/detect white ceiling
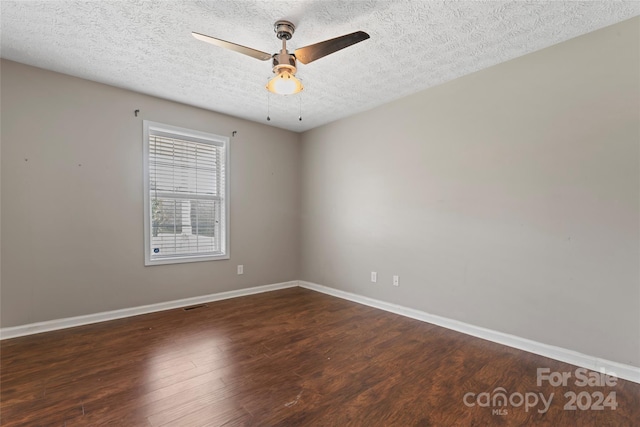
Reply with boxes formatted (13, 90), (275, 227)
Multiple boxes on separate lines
(2, 1), (639, 132)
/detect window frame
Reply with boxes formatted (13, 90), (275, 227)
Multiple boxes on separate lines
(143, 120), (230, 266)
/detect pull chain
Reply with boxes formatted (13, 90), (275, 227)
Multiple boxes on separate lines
(266, 89), (271, 121)
(298, 93), (303, 122)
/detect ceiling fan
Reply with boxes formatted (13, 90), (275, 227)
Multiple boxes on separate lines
(193, 20), (370, 95)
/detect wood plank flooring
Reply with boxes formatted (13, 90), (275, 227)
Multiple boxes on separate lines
(1, 287), (639, 426)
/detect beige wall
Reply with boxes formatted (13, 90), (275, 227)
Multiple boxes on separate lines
(300, 18), (640, 366)
(0, 60), (301, 327)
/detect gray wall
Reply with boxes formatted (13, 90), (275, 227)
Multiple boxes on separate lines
(1, 59), (301, 327)
(300, 18), (639, 367)
(2, 18), (639, 368)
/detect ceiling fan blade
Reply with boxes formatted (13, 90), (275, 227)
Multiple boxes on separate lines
(294, 31), (370, 65)
(192, 32), (272, 61)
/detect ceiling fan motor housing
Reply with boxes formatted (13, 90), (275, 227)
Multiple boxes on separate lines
(272, 52), (297, 75)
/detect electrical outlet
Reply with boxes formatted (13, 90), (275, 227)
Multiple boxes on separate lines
(371, 272), (377, 283)
(237, 265), (244, 275)
(393, 275), (399, 286)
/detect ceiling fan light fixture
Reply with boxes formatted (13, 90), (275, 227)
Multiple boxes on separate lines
(266, 68), (303, 95)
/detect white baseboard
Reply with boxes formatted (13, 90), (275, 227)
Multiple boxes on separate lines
(298, 281), (640, 385)
(0, 281), (298, 340)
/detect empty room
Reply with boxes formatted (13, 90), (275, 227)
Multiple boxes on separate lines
(1, 1), (639, 426)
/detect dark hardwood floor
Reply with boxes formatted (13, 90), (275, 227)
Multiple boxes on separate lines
(1, 287), (638, 426)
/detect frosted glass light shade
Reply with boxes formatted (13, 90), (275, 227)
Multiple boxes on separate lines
(266, 70), (303, 95)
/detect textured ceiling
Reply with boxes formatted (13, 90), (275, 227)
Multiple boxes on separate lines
(2, 1), (639, 132)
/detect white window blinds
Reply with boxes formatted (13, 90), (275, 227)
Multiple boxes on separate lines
(143, 121), (229, 265)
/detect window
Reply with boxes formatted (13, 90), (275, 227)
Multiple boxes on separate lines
(143, 121), (229, 265)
